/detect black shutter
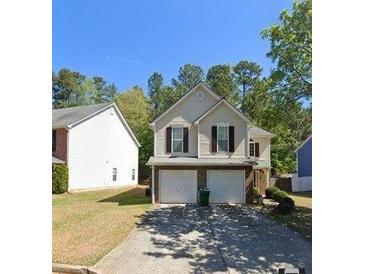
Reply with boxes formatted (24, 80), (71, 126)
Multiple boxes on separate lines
(229, 126), (234, 152)
(211, 126), (217, 152)
(52, 130), (56, 152)
(255, 142), (260, 157)
(183, 127), (189, 153)
(166, 127), (171, 153)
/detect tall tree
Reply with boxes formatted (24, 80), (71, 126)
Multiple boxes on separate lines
(53, 68), (118, 108)
(52, 69), (85, 108)
(147, 72), (164, 110)
(154, 86), (179, 118)
(114, 86), (153, 181)
(93, 76), (117, 103)
(206, 64), (239, 104)
(232, 60), (263, 111)
(261, 0), (312, 101)
(171, 64), (204, 95)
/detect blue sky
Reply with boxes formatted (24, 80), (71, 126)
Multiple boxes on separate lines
(53, 0), (292, 93)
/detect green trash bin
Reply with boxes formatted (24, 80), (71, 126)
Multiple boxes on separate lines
(199, 189), (210, 206)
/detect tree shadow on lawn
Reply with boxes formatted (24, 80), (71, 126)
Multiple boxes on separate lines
(136, 204), (312, 273)
(98, 187), (151, 206)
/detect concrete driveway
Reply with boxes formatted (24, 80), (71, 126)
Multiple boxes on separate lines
(94, 205), (311, 274)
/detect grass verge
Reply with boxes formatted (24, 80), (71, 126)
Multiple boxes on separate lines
(53, 186), (152, 266)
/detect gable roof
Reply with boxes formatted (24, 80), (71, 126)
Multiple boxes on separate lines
(295, 134), (312, 152)
(53, 102), (112, 128)
(249, 126), (275, 138)
(149, 81), (221, 126)
(193, 98), (253, 125)
(52, 102), (140, 147)
(150, 81), (254, 126)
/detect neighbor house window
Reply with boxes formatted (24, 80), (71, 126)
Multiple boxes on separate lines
(132, 169), (135, 180)
(172, 127), (183, 153)
(249, 139), (255, 157)
(217, 126), (228, 152)
(112, 168), (117, 181)
(52, 130), (57, 152)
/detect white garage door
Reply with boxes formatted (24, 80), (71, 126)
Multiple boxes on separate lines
(160, 170), (197, 203)
(207, 170), (245, 203)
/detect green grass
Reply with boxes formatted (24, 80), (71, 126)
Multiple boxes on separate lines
(256, 191), (312, 240)
(53, 186), (152, 266)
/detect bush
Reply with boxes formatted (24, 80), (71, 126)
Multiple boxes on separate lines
(52, 163), (68, 194)
(265, 186), (280, 199)
(272, 190), (288, 203)
(252, 187), (260, 200)
(278, 196), (295, 213)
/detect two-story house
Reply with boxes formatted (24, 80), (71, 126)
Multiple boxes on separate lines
(147, 82), (274, 204)
(52, 102), (140, 191)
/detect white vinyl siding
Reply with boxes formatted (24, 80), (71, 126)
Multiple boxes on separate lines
(67, 106), (139, 190)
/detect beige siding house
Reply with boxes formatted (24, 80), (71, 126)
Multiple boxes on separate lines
(147, 82), (274, 204)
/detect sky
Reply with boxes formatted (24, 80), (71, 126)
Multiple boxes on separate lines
(53, 0), (292, 93)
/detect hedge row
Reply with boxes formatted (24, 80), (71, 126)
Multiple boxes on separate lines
(265, 186), (296, 213)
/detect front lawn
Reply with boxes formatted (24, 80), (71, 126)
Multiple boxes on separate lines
(255, 191), (312, 240)
(53, 186), (152, 266)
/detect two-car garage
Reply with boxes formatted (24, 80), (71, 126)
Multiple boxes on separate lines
(158, 169), (246, 204)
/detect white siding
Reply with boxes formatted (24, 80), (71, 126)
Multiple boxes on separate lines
(251, 136), (271, 168)
(68, 106), (139, 190)
(154, 86), (219, 157)
(199, 103), (248, 158)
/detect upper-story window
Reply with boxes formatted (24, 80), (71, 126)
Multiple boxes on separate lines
(217, 126), (229, 152)
(249, 138), (255, 157)
(172, 127), (183, 153)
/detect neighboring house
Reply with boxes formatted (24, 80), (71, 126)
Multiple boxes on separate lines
(292, 135), (312, 192)
(147, 82), (274, 204)
(52, 102), (140, 191)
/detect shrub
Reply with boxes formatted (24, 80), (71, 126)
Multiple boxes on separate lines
(252, 187), (260, 200)
(278, 196), (295, 213)
(265, 186), (280, 199)
(272, 190), (288, 203)
(247, 187), (261, 204)
(52, 163), (68, 194)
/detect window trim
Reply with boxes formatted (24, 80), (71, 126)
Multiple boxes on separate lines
(112, 168), (117, 181)
(217, 125), (229, 152)
(171, 127), (184, 153)
(132, 169), (135, 180)
(249, 138), (255, 157)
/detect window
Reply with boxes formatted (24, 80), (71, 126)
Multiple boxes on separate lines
(52, 130), (57, 152)
(217, 126), (228, 152)
(132, 169), (135, 180)
(172, 127), (183, 153)
(249, 139), (255, 157)
(112, 168), (117, 181)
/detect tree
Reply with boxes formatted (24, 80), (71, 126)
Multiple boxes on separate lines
(52, 68), (85, 108)
(232, 60), (263, 111)
(155, 86), (179, 117)
(206, 64), (239, 104)
(53, 68), (118, 108)
(93, 76), (117, 103)
(261, 0), (312, 101)
(147, 72), (164, 110)
(114, 86), (153, 181)
(171, 64), (204, 95)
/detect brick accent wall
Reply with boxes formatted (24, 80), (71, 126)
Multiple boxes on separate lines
(53, 128), (68, 162)
(153, 165), (254, 204)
